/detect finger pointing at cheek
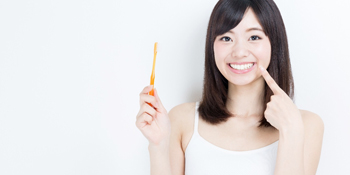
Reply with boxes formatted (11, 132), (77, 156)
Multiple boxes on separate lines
(259, 65), (283, 95)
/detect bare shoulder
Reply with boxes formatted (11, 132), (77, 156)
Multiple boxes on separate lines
(299, 109), (324, 146)
(299, 109), (325, 132)
(169, 102), (196, 117)
(168, 102), (197, 134)
(167, 102), (197, 174)
(298, 110), (324, 174)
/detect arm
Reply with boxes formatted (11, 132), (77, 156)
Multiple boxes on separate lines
(302, 110), (324, 175)
(274, 110), (324, 175)
(259, 66), (324, 175)
(274, 121), (305, 175)
(149, 139), (172, 175)
(148, 104), (187, 175)
(135, 86), (173, 175)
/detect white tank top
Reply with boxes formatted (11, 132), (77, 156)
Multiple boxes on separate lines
(185, 102), (279, 175)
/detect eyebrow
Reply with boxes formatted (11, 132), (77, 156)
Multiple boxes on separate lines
(227, 27), (264, 33)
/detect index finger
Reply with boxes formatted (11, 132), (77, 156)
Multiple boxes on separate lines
(259, 65), (282, 94)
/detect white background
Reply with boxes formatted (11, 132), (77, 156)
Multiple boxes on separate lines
(0, 0), (349, 174)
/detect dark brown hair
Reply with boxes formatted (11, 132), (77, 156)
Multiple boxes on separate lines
(198, 0), (294, 128)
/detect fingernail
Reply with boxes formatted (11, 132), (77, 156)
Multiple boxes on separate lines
(259, 66), (264, 71)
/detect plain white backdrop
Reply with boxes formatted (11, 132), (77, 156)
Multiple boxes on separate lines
(0, 0), (349, 174)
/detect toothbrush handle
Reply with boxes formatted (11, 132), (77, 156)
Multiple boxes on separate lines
(149, 74), (155, 96)
(148, 42), (157, 97)
(149, 89), (154, 96)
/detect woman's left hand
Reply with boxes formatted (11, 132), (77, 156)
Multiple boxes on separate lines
(259, 65), (303, 131)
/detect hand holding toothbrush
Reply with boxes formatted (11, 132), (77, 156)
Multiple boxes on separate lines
(135, 42), (171, 147)
(136, 86), (171, 147)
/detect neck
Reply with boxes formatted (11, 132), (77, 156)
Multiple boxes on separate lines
(226, 77), (265, 118)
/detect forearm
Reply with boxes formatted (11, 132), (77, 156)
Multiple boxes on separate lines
(148, 140), (172, 175)
(274, 124), (305, 175)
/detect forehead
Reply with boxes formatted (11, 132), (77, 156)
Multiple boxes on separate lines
(230, 8), (263, 32)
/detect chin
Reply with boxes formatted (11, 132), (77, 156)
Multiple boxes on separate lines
(228, 76), (259, 86)
(229, 79), (253, 86)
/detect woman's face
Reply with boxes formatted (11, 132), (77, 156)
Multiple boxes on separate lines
(213, 8), (271, 86)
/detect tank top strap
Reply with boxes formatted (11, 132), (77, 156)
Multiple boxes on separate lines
(193, 101), (200, 135)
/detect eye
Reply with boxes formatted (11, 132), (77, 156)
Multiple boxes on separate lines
(220, 36), (232, 42)
(249, 35), (261, 41)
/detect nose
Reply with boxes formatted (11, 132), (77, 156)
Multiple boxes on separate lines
(231, 40), (250, 59)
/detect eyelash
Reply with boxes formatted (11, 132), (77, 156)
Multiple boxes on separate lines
(220, 35), (262, 42)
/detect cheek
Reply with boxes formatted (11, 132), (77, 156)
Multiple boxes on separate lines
(213, 43), (227, 62)
(213, 43), (229, 74)
(252, 43), (271, 66)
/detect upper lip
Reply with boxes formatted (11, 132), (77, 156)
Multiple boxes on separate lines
(228, 62), (255, 65)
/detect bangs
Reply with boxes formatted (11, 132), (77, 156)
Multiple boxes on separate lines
(211, 0), (250, 37)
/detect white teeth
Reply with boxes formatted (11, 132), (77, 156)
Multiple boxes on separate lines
(229, 63), (254, 70)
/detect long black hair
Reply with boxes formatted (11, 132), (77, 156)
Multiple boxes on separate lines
(198, 0), (294, 128)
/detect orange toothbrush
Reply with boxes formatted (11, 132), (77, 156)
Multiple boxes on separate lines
(149, 42), (158, 96)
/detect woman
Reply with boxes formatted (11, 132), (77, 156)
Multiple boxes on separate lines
(136, 0), (324, 174)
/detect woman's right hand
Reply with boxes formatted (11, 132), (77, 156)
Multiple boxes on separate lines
(135, 85), (171, 147)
